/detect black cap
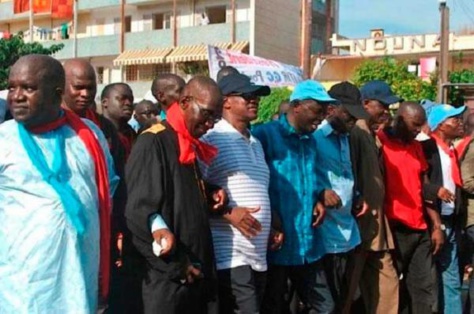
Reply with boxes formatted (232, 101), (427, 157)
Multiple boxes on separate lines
(360, 80), (403, 106)
(218, 73), (271, 97)
(328, 82), (369, 120)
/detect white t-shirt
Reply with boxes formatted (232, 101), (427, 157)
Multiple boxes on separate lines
(438, 145), (456, 216)
(200, 119), (271, 272)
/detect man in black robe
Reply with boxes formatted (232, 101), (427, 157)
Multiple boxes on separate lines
(125, 76), (224, 314)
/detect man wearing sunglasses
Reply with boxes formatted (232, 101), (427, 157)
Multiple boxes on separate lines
(199, 73), (276, 313)
(253, 80), (338, 314)
(125, 76), (225, 314)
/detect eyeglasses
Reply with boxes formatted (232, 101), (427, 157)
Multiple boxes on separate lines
(188, 97), (221, 123)
(228, 93), (260, 102)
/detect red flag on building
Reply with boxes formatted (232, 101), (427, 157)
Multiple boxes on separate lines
(13, 0), (29, 13)
(51, 0), (73, 19)
(14, 0), (51, 13)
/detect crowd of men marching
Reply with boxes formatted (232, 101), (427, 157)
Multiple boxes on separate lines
(1, 54), (474, 314)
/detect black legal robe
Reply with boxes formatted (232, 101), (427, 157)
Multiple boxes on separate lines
(124, 121), (217, 314)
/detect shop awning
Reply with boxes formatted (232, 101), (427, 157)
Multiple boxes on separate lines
(166, 42), (232, 63)
(229, 41), (249, 52)
(113, 47), (173, 66)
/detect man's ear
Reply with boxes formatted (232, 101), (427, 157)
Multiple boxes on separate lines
(101, 98), (108, 110)
(326, 105), (336, 117)
(222, 97), (232, 110)
(179, 95), (190, 110)
(363, 99), (370, 110)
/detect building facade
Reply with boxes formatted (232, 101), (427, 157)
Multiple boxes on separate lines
(0, 0), (338, 98)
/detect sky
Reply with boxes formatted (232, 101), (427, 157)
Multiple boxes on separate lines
(338, 0), (474, 38)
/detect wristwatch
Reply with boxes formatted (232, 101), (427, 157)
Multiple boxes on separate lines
(433, 224), (446, 231)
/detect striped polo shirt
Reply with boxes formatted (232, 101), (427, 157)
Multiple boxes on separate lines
(200, 119), (271, 272)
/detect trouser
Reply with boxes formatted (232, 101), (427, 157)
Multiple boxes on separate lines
(261, 260), (334, 314)
(464, 225), (474, 314)
(322, 251), (353, 313)
(142, 267), (218, 314)
(392, 224), (434, 314)
(343, 249), (399, 314)
(436, 216), (462, 314)
(217, 265), (267, 314)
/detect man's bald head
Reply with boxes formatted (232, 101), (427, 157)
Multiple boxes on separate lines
(7, 54), (64, 127)
(151, 74), (185, 110)
(179, 76), (223, 138)
(62, 59), (97, 115)
(394, 101), (426, 142)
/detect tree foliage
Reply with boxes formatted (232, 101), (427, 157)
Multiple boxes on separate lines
(0, 33), (64, 90)
(352, 57), (437, 102)
(449, 69), (474, 106)
(256, 87), (292, 123)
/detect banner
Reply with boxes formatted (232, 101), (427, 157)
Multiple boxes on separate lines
(51, 0), (73, 19)
(419, 57), (437, 81)
(207, 45), (303, 87)
(14, 0), (51, 14)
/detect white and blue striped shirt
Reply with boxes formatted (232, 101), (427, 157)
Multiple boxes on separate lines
(200, 119), (271, 272)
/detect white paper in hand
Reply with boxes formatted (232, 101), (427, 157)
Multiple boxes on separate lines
(152, 238), (168, 257)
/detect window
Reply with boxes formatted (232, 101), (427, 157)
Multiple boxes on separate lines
(124, 16), (132, 33)
(113, 18), (121, 34)
(205, 6), (226, 24)
(97, 67), (104, 84)
(163, 13), (172, 29)
(152, 12), (174, 30)
(124, 64), (171, 82)
(125, 65), (138, 81)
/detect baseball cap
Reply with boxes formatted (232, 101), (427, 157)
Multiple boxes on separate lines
(218, 73), (271, 97)
(360, 80), (403, 106)
(328, 81), (369, 120)
(290, 80), (337, 103)
(420, 99), (437, 117)
(428, 104), (466, 131)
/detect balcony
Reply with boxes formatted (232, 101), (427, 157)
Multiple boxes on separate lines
(125, 29), (173, 50)
(39, 21), (249, 60)
(177, 21), (250, 45)
(42, 34), (120, 59)
(78, 0), (120, 10)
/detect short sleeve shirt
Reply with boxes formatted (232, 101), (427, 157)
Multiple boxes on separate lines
(378, 130), (428, 230)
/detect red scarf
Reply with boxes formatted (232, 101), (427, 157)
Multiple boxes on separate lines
(455, 136), (473, 161)
(165, 103), (217, 165)
(118, 132), (134, 161)
(431, 133), (463, 187)
(30, 110), (111, 300)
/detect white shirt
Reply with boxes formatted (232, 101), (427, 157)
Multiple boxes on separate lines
(438, 144), (456, 216)
(200, 119), (271, 272)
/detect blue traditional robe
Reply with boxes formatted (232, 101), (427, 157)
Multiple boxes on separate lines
(0, 119), (118, 313)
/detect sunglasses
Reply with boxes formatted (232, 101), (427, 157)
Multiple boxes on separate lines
(228, 93), (260, 102)
(188, 97), (221, 123)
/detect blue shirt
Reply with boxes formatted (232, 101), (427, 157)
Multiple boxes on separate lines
(252, 114), (324, 265)
(313, 121), (360, 254)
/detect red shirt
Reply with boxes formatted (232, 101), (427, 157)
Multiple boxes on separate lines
(378, 130), (428, 230)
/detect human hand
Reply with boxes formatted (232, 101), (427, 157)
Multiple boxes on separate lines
(437, 187), (455, 203)
(312, 202), (326, 227)
(115, 232), (123, 267)
(224, 206), (262, 238)
(431, 228), (445, 255)
(320, 189), (342, 208)
(210, 189), (228, 212)
(269, 229), (284, 251)
(152, 228), (176, 256)
(183, 264), (203, 284)
(354, 200), (370, 218)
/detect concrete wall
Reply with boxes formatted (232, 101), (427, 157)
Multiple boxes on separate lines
(253, 0), (301, 66)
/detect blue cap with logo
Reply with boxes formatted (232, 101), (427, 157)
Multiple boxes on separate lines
(290, 80), (337, 103)
(428, 104), (466, 131)
(360, 80), (403, 106)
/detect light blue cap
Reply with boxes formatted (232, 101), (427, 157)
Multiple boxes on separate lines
(428, 104), (466, 131)
(290, 80), (337, 103)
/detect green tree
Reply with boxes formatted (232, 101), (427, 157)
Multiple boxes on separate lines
(256, 87), (292, 123)
(448, 69), (474, 106)
(352, 57), (437, 102)
(0, 33), (63, 90)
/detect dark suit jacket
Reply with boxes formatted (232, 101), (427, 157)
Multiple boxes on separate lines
(421, 138), (465, 229)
